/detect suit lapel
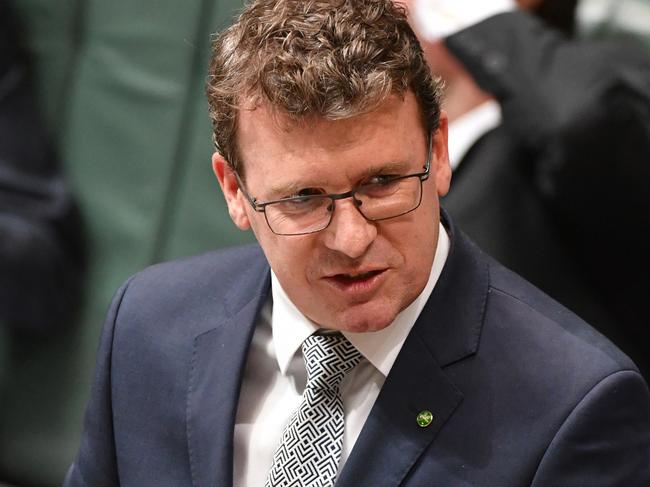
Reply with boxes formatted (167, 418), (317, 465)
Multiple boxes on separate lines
(186, 253), (271, 487)
(336, 332), (463, 487)
(338, 218), (490, 487)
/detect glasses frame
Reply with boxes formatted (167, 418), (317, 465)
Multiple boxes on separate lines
(234, 135), (433, 236)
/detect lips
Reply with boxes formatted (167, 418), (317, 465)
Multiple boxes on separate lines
(334, 270), (382, 282)
(322, 268), (388, 299)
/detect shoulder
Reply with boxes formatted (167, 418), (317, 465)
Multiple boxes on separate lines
(108, 243), (269, 337)
(482, 252), (638, 378)
(135, 243), (265, 278)
(480, 259), (650, 483)
(126, 243), (266, 296)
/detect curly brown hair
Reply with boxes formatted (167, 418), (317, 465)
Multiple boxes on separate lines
(206, 0), (443, 174)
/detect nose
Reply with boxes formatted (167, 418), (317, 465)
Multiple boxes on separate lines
(322, 198), (377, 259)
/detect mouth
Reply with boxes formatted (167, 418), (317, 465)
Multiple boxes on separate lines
(322, 268), (388, 298)
(332, 270), (384, 283)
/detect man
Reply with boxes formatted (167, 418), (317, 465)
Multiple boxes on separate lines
(64, 0), (650, 485)
(405, 0), (650, 379)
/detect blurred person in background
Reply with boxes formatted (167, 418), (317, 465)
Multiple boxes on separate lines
(403, 0), (650, 379)
(578, 0), (650, 48)
(0, 0), (84, 338)
(0, 0), (247, 484)
(0, 2), (84, 482)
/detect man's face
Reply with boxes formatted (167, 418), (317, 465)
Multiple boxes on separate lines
(214, 92), (451, 332)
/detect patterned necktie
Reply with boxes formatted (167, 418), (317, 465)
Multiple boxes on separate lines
(265, 333), (363, 487)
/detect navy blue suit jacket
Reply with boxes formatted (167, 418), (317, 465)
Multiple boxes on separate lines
(65, 218), (650, 486)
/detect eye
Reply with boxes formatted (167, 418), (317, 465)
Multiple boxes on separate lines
(365, 174), (400, 185)
(358, 174), (402, 198)
(296, 187), (325, 197)
(276, 191), (327, 214)
(361, 174), (400, 186)
(279, 187), (325, 200)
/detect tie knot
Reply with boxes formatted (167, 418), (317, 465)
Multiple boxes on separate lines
(302, 333), (362, 391)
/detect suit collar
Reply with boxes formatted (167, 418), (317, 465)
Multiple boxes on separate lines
(417, 210), (489, 367)
(186, 249), (271, 487)
(337, 213), (489, 486)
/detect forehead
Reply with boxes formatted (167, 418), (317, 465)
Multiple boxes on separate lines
(235, 92), (427, 188)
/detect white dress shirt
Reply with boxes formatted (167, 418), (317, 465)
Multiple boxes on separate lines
(448, 99), (502, 171)
(233, 224), (450, 486)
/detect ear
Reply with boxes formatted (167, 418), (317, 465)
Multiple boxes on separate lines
(212, 152), (251, 230)
(431, 110), (452, 197)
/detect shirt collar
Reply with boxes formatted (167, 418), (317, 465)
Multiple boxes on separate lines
(448, 99), (501, 171)
(271, 272), (320, 375)
(271, 223), (450, 377)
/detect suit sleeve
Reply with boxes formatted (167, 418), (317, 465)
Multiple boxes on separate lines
(530, 370), (650, 486)
(63, 278), (134, 487)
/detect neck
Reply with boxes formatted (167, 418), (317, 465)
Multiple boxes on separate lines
(443, 75), (494, 122)
(421, 40), (494, 122)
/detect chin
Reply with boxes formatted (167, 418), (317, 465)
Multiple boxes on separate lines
(343, 322), (393, 333)
(333, 306), (398, 333)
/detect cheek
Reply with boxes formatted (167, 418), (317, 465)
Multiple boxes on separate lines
(386, 194), (438, 247)
(385, 196), (439, 276)
(255, 229), (315, 284)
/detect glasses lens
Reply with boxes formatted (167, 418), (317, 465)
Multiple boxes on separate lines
(356, 176), (422, 220)
(265, 196), (332, 235)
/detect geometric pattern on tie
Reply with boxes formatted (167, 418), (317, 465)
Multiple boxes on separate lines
(265, 333), (363, 487)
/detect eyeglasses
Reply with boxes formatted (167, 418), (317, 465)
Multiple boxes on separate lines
(235, 136), (432, 236)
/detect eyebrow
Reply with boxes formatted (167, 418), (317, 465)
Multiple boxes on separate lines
(265, 160), (413, 199)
